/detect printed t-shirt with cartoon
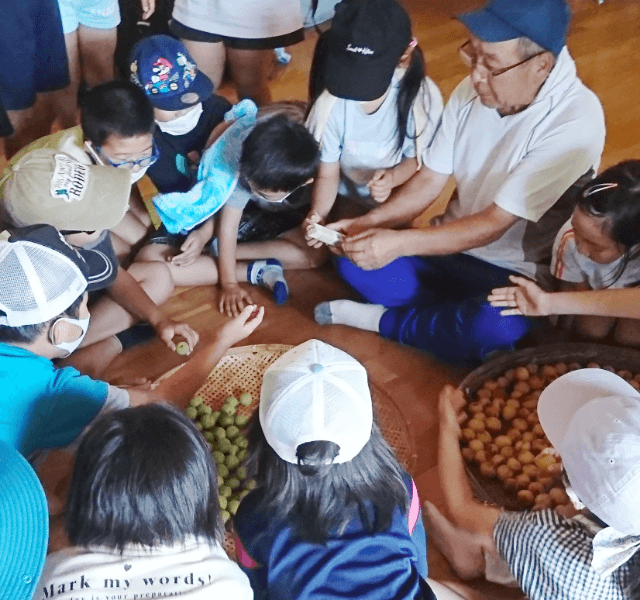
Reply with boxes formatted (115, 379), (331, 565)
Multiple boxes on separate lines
(234, 475), (432, 600)
(35, 537), (253, 600)
(551, 220), (640, 289)
(318, 75), (443, 206)
(424, 47), (605, 285)
(0, 344), (129, 458)
(147, 94), (232, 194)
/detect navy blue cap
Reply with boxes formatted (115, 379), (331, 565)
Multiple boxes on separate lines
(130, 34), (214, 110)
(458, 0), (570, 56)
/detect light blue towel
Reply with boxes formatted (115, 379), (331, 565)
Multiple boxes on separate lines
(153, 99), (258, 234)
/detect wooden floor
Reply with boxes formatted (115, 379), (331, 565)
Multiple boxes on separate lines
(11, 0), (640, 597)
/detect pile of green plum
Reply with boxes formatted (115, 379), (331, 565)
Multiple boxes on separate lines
(185, 392), (256, 523)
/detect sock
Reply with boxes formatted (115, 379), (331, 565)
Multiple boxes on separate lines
(314, 300), (386, 332)
(115, 323), (156, 351)
(247, 259), (289, 305)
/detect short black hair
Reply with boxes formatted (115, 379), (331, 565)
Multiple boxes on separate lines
(65, 404), (223, 552)
(81, 80), (155, 146)
(240, 114), (319, 192)
(245, 413), (409, 544)
(0, 294), (83, 345)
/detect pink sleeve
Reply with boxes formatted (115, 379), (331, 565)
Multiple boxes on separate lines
(408, 479), (421, 535)
(235, 535), (259, 569)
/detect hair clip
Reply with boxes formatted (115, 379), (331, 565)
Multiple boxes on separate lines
(582, 182), (619, 197)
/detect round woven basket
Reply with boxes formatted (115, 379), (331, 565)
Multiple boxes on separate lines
(157, 343), (417, 556)
(458, 342), (640, 510)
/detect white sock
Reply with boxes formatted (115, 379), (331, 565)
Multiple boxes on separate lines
(314, 300), (386, 332)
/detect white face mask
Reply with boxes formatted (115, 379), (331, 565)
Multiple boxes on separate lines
(130, 166), (149, 184)
(156, 103), (203, 136)
(50, 316), (90, 357)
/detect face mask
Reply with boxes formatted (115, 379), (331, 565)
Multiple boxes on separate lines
(156, 103), (203, 136)
(50, 317), (90, 357)
(130, 166), (149, 184)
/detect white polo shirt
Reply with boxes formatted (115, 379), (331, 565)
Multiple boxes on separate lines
(424, 47), (606, 283)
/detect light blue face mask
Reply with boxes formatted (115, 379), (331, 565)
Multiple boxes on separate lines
(50, 316), (90, 357)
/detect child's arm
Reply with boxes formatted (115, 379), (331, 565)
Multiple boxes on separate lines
(170, 217), (215, 267)
(107, 267), (199, 352)
(368, 157), (419, 203)
(488, 275), (640, 318)
(305, 161), (341, 248)
(438, 385), (501, 537)
(153, 305), (264, 402)
(217, 205), (253, 317)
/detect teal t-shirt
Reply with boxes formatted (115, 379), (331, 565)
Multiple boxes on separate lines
(0, 343), (108, 457)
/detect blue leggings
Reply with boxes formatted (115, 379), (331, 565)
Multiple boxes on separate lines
(335, 254), (533, 365)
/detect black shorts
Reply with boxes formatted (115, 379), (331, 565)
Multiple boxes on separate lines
(169, 19), (304, 50)
(0, 0), (70, 110)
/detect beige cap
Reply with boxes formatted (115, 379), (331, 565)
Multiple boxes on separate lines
(2, 149), (131, 231)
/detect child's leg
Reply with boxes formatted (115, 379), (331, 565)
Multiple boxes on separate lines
(574, 314), (616, 340)
(77, 24), (116, 87)
(110, 210), (151, 261)
(226, 47), (273, 105)
(180, 39), (226, 90)
(51, 30), (82, 129)
(81, 262), (174, 345)
(613, 317), (640, 346)
(236, 226), (329, 269)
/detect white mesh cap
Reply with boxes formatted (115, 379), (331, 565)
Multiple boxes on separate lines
(260, 339), (373, 464)
(0, 229), (88, 327)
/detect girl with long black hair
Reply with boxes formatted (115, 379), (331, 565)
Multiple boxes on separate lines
(233, 339), (439, 599)
(304, 0), (443, 235)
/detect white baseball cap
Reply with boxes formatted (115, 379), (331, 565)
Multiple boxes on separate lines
(259, 339), (373, 464)
(538, 369), (640, 535)
(0, 225), (88, 326)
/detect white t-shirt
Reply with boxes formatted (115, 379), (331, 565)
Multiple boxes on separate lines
(551, 220), (640, 289)
(35, 538), (253, 600)
(172, 0), (303, 39)
(425, 47), (605, 283)
(320, 76), (443, 205)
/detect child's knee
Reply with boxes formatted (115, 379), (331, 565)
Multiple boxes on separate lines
(128, 261), (175, 304)
(473, 303), (532, 348)
(135, 243), (174, 264)
(613, 318), (640, 346)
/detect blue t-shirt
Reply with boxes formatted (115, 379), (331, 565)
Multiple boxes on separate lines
(0, 343), (108, 457)
(234, 475), (433, 600)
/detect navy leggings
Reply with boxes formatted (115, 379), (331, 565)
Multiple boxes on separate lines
(335, 254), (533, 365)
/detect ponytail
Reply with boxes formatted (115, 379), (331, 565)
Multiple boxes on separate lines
(395, 44), (426, 154)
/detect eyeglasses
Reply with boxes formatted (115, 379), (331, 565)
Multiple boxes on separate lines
(249, 181), (309, 202)
(458, 40), (545, 78)
(96, 139), (160, 170)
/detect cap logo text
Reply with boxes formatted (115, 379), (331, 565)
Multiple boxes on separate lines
(51, 154), (89, 203)
(346, 44), (374, 55)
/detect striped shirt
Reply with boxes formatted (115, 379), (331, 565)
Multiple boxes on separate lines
(494, 509), (640, 600)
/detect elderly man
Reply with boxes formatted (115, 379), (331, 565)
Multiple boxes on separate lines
(315, 0), (605, 364)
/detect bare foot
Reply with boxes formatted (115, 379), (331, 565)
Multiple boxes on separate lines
(423, 501), (489, 580)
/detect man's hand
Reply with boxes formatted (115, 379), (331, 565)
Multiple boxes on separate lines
(219, 282), (253, 317)
(151, 317), (200, 352)
(140, 0), (155, 19)
(341, 228), (403, 270)
(488, 275), (551, 316)
(218, 305), (265, 347)
(367, 169), (394, 203)
(171, 229), (207, 267)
